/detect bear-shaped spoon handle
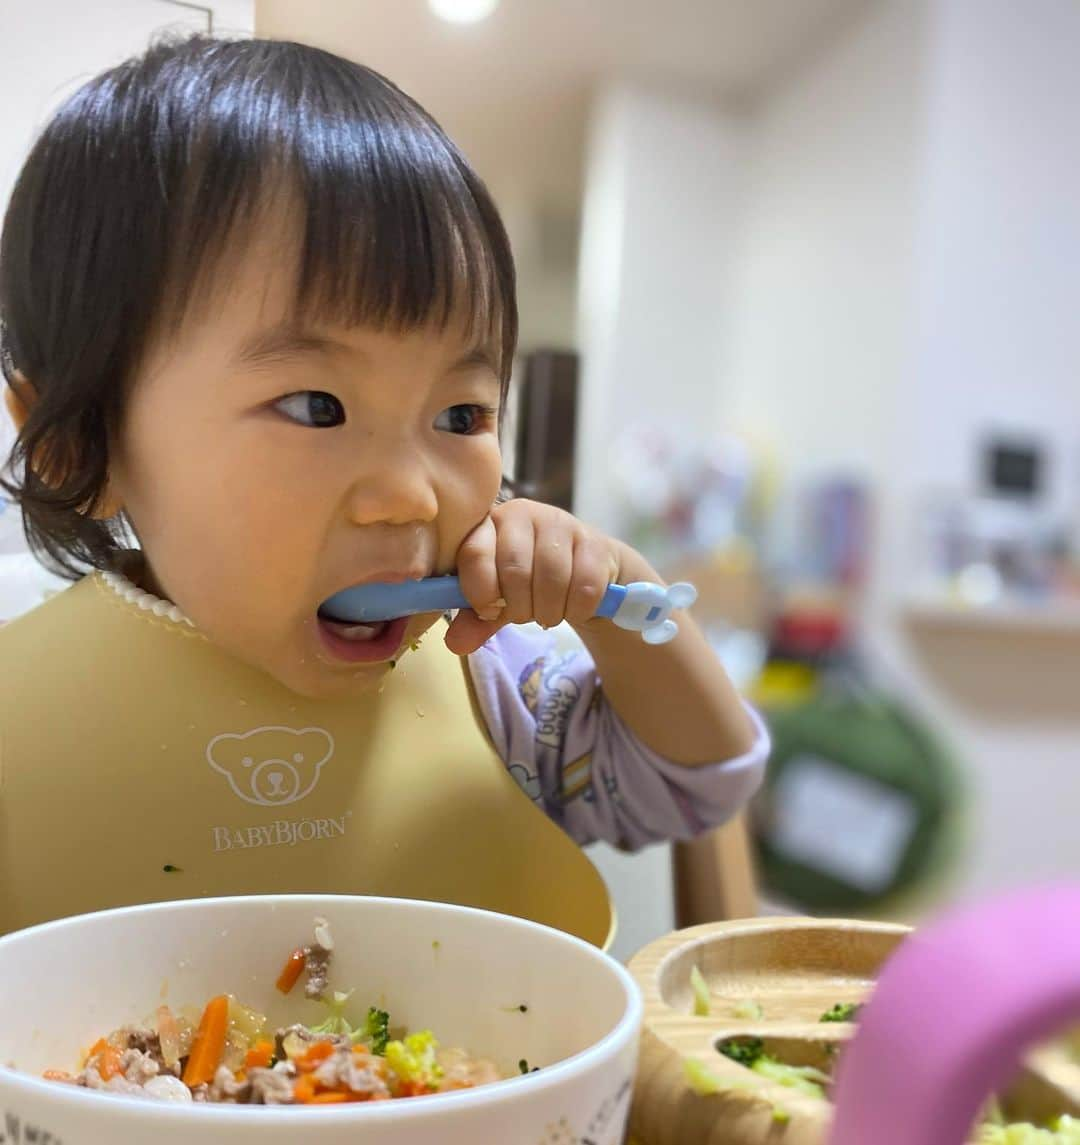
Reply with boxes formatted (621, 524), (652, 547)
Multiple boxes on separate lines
(322, 576), (698, 645)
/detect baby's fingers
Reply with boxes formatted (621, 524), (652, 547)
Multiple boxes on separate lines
(446, 516), (504, 656)
(495, 513), (535, 625)
(531, 527), (573, 629)
(456, 516), (503, 621)
(565, 534), (617, 626)
(444, 608), (504, 655)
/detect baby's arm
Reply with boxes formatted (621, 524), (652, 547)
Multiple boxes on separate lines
(467, 624), (768, 848)
(573, 542), (755, 766)
(447, 497), (758, 768)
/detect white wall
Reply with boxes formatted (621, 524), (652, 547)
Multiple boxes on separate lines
(722, 0), (1080, 910)
(0, 1), (254, 213)
(908, 0), (1080, 521)
(893, 0), (1080, 901)
(0, 0), (254, 556)
(575, 84), (746, 536)
(725, 0), (926, 500)
(494, 187), (580, 353)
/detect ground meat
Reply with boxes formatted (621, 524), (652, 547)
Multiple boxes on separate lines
(207, 1064), (251, 1104)
(304, 946), (331, 1001)
(247, 1064), (296, 1105)
(190, 1083), (210, 1103)
(304, 917), (334, 1000)
(120, 1048), (160, 1086)
(271, 1057), (298, 1081)
(312, 1047), (390, 1099)
(81, 1066), (149, 1097)
(75, 1067), (99, 1090)
(123, 1027), (163, 1062)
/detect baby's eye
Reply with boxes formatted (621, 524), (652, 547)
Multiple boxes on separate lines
(434, 404), (495, 435)
(275, 392), (345, 428)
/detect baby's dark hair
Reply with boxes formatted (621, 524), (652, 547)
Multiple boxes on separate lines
(0, 35), (517, 578)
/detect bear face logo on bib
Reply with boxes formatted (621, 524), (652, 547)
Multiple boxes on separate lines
(206, 726), (335, 807)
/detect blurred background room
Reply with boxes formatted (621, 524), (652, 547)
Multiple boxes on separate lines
(4, 0), (1080, 962)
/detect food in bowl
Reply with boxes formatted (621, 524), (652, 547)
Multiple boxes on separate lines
(0, 895), (641, 1145)
(44, 919), (501, 1105)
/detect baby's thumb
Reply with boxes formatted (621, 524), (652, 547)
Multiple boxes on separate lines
(444, 609), (505, 656)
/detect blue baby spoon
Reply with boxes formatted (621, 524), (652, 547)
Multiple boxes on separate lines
(321, 576), (698, 645)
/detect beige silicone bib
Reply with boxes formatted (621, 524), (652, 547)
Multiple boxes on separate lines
(0, 575), (612, 946)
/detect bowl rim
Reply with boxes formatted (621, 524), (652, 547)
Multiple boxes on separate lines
(0, 894), (644, 1126)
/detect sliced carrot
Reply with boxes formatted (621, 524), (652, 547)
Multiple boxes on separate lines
(42, 1070), (75, 1083)
(96, 1045), (124, 1082)
(275, 947), (307, 995)
(86, 1037), (109, 1063)
(293, 1074), (318, 1103)
(309, 1092), (349, 1104)
(244, 1039), (275, 1070)
(182, 994), (230, 1087)
(296, 1041), (335, 1072)
(396, 1080), (435, 1098)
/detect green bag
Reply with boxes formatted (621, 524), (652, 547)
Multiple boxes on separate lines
(753, 686), (962, 914)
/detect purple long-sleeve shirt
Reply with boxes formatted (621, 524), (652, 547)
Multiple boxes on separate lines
(467, 623), (769, 851)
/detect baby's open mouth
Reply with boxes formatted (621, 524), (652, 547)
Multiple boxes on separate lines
(319, 615), (387, 641)
(315, 612), (408, 664)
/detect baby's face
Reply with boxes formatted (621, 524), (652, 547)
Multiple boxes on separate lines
(109, 238), (504, 697)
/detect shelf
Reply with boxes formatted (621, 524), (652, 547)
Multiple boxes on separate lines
(903, 596), (1080, 635)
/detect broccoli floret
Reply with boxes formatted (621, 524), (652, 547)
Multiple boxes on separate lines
(717, 1038), (829, 1102)
(820, 1002), (862, 1023)
(718, 1037), (765, 1067)
(385, 1030), (444, 1087)
(310, 989), (358, 1038)
(364, 1007), (390, 1056)
(308, 993), (391, 1056)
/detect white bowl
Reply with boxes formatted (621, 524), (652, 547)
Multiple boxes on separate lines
(0, 895), (642, 1144)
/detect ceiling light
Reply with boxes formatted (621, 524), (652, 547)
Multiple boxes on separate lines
(428, 0), (500, 25)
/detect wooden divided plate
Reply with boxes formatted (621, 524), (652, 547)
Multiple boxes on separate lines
(627, 917), (1080, 1144)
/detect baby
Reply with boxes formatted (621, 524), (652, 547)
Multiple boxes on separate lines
(0, 35), (766, 942)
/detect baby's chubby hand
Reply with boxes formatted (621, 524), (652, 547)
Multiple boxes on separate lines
(443, 499), (633, 656)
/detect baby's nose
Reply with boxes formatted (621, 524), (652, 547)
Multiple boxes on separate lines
(344, 450), (438, 526)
